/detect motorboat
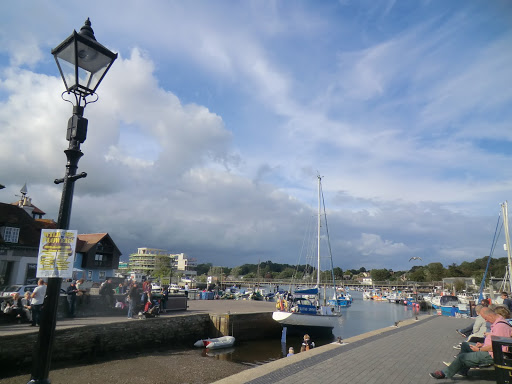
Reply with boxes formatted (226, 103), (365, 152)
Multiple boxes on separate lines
(328, 292), (352, 307)
(194, 336), (235, 350)
(457, 292), (478, 304)
(439, 295), (460, 316)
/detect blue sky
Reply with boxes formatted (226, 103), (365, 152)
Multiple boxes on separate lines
(1, 1), (511, 271)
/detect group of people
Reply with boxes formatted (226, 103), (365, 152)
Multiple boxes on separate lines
(287, 334), (315, 356)
(429, 294), (512, 380)
(2, 291), (32, 323)
(125, 281), (170, 319)
(1, 278), (47, 326)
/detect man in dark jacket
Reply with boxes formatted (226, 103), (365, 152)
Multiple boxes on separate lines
(100, 279), (115, 307)
(127, 283), (140, 319)
(66, 280), (78, 317)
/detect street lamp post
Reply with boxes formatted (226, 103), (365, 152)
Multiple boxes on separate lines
(28, 18), (117, 384)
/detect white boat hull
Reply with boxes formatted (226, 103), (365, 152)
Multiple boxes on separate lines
(272, 311), (339, 329)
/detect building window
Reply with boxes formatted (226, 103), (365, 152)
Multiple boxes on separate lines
(94, 254), (111, 268)
(99, 271), (106, 280)
(87, 270), (92, 279)
(1, 227), (20, 243)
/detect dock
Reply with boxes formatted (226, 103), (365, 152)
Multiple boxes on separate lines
(0, 300), (500, 383)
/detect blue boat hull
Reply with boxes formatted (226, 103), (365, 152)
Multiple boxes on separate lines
(328, 299), (352, 307)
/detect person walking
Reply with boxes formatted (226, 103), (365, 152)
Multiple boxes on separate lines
(30, 279), (47, 326)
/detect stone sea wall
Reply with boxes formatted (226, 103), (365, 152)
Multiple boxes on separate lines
(0, 311), (281, 375)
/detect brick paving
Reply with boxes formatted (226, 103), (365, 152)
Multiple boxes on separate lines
(215, 315), (497, 384)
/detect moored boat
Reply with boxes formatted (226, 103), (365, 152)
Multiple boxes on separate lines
(194, 336), (235, 350)
(272, 175), (342, 336)
(439, 295), (460, 316)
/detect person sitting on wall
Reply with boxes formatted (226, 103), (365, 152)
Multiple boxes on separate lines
(21, 291), (32, 323)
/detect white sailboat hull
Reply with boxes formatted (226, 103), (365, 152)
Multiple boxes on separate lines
(272, 311), (339, 329)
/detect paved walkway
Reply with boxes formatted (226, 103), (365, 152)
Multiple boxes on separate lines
(214, 315), (496, 384)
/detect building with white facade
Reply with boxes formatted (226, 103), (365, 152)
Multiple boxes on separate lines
(170, 252), (197, 278)
(128, 248), (197, 278)
(129, 248), (169, 274)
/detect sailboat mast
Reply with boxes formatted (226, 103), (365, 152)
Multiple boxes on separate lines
(502, 201), (512, 292)
(317, 174), (321, 287)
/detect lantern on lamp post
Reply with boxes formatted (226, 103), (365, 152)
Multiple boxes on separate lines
(28, 18), (117, 384)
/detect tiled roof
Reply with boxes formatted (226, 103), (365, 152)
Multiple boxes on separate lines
(77, 233), (108, 253)
(10, 201), (46, 215)
(35, 219), (58, 229)
(76, 233), (121, 254)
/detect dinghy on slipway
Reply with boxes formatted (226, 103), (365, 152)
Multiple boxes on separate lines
(194, 336), (235, 350)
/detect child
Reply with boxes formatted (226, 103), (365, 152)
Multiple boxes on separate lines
(302, 334), (314, 351)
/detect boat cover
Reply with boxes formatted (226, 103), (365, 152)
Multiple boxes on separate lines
(294, 288), (318, 295)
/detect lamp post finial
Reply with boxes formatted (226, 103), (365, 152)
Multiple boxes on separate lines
(79, 18), (96, 41)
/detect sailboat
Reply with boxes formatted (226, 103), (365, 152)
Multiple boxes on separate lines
(272, 175), (342, 336)
(478, 201), (512, 303)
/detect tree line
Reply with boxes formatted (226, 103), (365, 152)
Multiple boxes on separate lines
(194, 256), (508, 283)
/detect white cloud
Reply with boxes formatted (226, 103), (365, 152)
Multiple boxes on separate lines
(0, 1), (511, 272)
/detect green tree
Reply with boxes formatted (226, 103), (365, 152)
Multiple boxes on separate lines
(231, 266), (242, 278)
(196, 263), (212, 276)
(447, 263), (464, 277)
(409, 267), (426, 282)
(151, 255), (171, 280)
(333, 267), (344, 280)
(371, 269), (391, 281)
(277, 268), (295, 279)
(426, 262), (444, 281)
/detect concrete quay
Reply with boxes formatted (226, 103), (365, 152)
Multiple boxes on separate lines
(0, 300), (500, 383)
(215, 315), (497, 384)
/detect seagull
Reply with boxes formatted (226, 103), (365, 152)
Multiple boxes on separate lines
(409, 256), (422, 261)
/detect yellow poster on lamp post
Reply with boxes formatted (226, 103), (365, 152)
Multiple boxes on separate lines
(36, 229), (78, 278)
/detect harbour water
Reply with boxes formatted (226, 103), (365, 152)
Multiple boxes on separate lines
(207, 290), (431, 366)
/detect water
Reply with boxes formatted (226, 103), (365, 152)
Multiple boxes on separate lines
(205, 290), (431, 366)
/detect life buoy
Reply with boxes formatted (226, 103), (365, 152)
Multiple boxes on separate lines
(276, 298), (288, 311)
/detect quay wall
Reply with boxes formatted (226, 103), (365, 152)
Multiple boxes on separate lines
(0, 312), (281, 375)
